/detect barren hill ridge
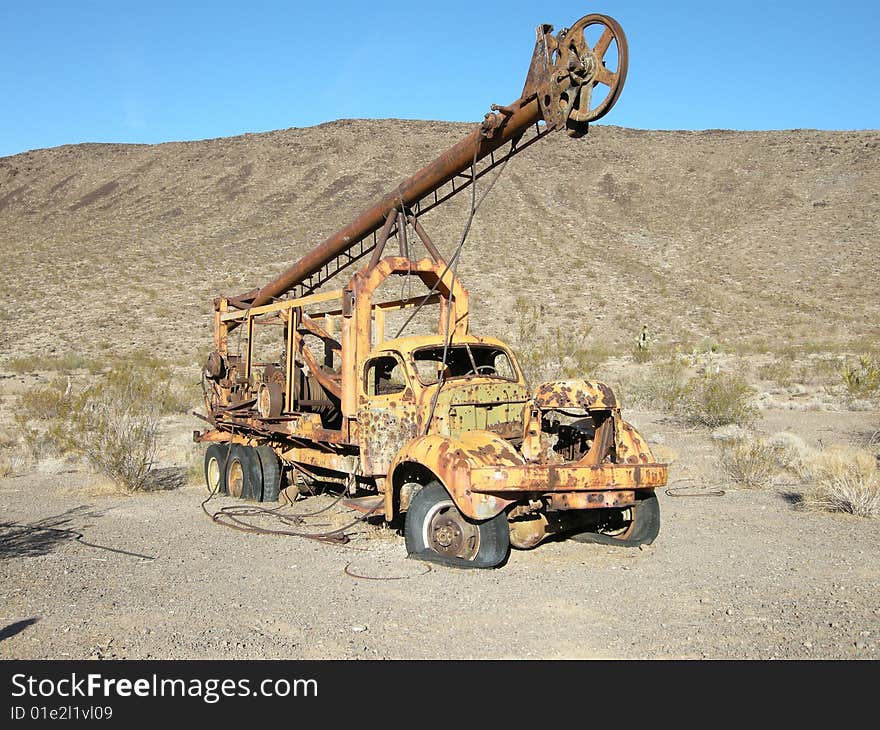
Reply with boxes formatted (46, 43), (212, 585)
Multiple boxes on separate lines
(1, 120), (878, 362)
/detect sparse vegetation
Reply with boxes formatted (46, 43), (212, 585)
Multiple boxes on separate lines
(10, 355), (197, 491)
(6, 353), (100, 375)
(801, 447), (880, 518)
(628, 355), (690, 412)
(512, 298), (606, 385)
(680, 371), (758, 428)
(53, 369), (161, 491)
(756, 358), (795, 388)
(15, 377), (72, 420)
(0, 427), (23, 477)
(717, 434), (782, 489)
(628, 355), (757, 427)
(13, 414), (61, 465)
(841, 353), (880, 400)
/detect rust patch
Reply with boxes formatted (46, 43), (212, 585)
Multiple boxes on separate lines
(534, 380), (618, 410)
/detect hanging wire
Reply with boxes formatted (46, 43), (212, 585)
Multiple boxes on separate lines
(422, 136), (482, 434)
(392, 136), (514, 341)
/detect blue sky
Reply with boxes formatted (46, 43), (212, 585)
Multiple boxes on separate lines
(1, 0), (878, 157)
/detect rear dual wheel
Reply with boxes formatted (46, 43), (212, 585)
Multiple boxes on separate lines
(204, 444), (229, 495)
(570, 491), (660, 547)
(205, 443), (281, 502)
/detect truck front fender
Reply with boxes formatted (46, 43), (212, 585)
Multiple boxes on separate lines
(387, 431), (525, 522)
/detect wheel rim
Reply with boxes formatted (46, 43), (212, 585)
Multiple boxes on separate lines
(207, 457), (221, 492)
(598, 506), (635, 538)
(422, 499), (480, 560)
(228, 459), (244, 498)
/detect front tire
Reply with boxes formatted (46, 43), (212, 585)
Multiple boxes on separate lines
(404, 482), (509, 569)
(570, 491), (660, 547)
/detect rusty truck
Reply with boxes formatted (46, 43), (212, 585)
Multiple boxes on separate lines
(195, 11), (668, 568)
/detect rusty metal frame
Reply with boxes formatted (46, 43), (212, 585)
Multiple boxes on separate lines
(195, 13), (666, 556)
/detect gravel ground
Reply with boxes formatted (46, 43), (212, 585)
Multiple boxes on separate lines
(1, 408), (878, 660)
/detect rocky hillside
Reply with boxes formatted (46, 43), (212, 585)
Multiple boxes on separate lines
(1, 121), (878, 362)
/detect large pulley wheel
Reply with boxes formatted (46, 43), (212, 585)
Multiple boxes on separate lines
(554, 14), (628, 135)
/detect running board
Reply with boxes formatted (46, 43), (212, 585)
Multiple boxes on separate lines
(341, 495), (384, 514)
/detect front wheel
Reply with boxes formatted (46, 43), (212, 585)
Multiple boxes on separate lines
(570, 491), (660, 547)
(404, 482), (510, 569)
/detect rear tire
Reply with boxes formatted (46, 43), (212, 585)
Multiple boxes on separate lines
(204, 444), (229, 495)
(255, 445), (281, 502)
(225, 444), (263, 501)
(404, 482), (509, 569)
(570, 491), (660, 547)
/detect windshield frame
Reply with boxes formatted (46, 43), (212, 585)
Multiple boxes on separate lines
(409, 343), (521, 386)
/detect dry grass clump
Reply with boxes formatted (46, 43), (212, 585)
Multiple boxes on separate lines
(717, 435), (782, 489)
(718, 431), (880, 518)
(801, 447), (880, 518)
(765, 431), (813, 481)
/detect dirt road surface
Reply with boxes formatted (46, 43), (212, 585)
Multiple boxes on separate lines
(2, 407), (877, 661)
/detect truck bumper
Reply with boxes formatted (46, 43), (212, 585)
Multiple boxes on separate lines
(469, 462), (668, 510)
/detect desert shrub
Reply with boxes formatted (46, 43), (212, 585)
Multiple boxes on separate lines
(632, 345), (652, 364)
(841, 354), (880, 400)
(0, 427), (21, 477)
(801, 447), (880, 518)
(6, 353), (98, 374)
(717, 435), (783, 489)
(54, 369), (160, 491)
(766, 431), (814, 481)
(628, 356), (690, 411)
(16, 377), (72, 421)
(756, 358), (795, 388)
(9, 356), (192, 486)
(808, 354), (843, 385)
(627, 357), (757, 427)
(680, 372), (758, 427)
(15, 415), (59, 463)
